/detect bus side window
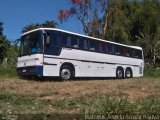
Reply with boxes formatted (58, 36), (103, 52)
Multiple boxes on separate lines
(62, 34), (67, 47)
(98, 42), (105, 53)
(98, 42), (102, 53)
(89, 40), (96, 51)
(71, 36), (79, 49)
(44, 31), (61, 55)
(102, 43), (106, 53)
(115, 45), (121, 55)
(83, 39), (88, 50)
(129, 48), (133, 58)
(130, 49), (138, 58)
(62, 34), (71, 47)
(136, 50), (142, 59)
(105, 43), (109, 54)
(122, 47), (129, 57)
(109, 44), (114, 54)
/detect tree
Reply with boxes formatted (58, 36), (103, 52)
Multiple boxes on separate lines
(0, 22), (3, 36)
(22, 20), (57, 33)
(22, 23), (40, 33)
(41, 20), (57, 28)
(0, 21), (10, 63)
(135, 0), (160, 66)
(58, 0), (109, 38)
(103, 0), (132, 44)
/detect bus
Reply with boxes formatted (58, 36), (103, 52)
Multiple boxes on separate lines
(17, 28), (144, 80)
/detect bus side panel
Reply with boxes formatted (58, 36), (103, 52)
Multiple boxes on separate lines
(60, 48), (117, 77)
(42, 48), (144, 78)
(43, 57), (60, 77)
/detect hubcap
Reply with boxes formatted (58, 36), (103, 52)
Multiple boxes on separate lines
(117, 70), (123, 78)
(61, 69), (71, 80)
(126, 70), (131, 77)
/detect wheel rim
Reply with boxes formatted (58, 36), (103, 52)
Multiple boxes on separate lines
(61, 69), (71, 80)
(126, 70), (131, 78)
(117, 70), (123, 78)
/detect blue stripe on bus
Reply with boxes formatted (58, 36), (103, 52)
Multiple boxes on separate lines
(17, 66), (43, 76)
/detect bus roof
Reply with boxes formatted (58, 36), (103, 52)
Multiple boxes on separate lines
(21, 28), (143, 50)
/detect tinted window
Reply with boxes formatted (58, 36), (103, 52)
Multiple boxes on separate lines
(62, 34), (71, 47)
(122, 47), (129, 57)
(115, 45), (121, 55)
(71, 36), (79, 48)
(136, 50), (142, 59)
(44, 31), (61, 55)
(105, 43), (109, 54)
(98, 42), (106, 53)
(129, 49), (142, 59)
(80, 39), (88, 50)
(89, 40), (97, 51)
(109, 44), (115, 54)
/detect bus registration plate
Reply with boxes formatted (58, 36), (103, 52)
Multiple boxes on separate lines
(22, 69), (27, 73)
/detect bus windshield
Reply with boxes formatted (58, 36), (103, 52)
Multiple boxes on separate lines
(19, 31), (42, 56)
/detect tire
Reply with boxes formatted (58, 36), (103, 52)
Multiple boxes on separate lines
(116, 67), (124, 79)
(60, 65), (73, 81)
(125, 68), (132, 78)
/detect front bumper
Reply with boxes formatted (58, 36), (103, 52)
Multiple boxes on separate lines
(17, 66), (43, 76)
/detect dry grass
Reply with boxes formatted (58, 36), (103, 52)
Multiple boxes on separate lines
(0, 77), (159, 100)
(0, 77), (160, 114)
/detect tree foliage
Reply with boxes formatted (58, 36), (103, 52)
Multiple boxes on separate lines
(133, 0), (160, 66)
(58, 0), (108, 38)
(0, 21), (10, 63)
(22, 20), (57, 33)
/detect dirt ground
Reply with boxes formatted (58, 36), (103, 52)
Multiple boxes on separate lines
(0, 77), (159, 101)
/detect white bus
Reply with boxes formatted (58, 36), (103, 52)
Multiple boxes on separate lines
(17, 28), (144, 80)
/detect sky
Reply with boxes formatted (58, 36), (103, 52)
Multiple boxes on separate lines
(0, 0), (84, 41)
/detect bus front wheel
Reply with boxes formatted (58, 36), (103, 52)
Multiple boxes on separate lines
(116, 67), (124, 79)
(60, 65), (73, 81)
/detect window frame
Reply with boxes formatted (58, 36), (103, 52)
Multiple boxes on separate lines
(60, 31), (143, 59)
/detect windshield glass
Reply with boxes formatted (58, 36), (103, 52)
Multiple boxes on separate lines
(19, 31), (42, 56)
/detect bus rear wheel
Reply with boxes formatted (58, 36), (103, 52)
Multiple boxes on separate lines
(125, 68), (132, 78)
(116, 67), (124, 79)
(60, 65), (73, 81)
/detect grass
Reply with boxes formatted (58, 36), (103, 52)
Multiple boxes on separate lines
(144, 68), (160, 78)
(82, 94), (160, 114)
(0, 92), (160, 114)
(0, 68), (17, 77)
(0, 68), (160, 117)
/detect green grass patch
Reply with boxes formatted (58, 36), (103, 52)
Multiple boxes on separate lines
(144, 68), (160, 77)
(0, 92), (160, 114)
(83, 95), (160, 114)
(0, 93), (15, 102)
(0, 68), (17, 77)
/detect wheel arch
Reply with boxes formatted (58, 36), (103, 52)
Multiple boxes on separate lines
(60, 62), (75, 77)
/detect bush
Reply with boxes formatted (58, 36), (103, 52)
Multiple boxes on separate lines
(0, 67), (17, 77)
(144, 68), (160, 78)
